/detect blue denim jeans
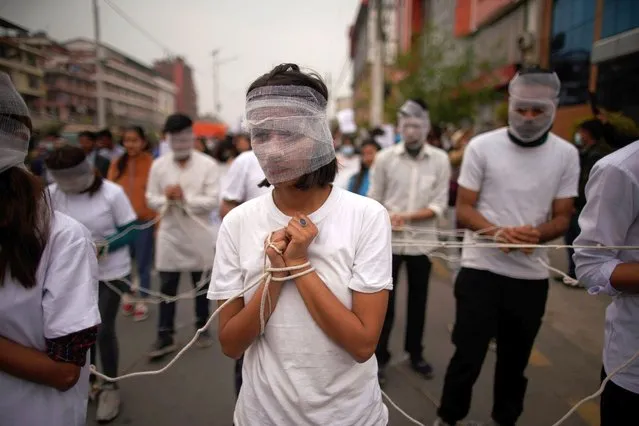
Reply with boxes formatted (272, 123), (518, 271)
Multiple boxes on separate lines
(129, 223), (154, 298)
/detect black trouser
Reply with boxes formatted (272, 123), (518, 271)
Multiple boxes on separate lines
(600, 366), (639, 426)
(235, 355), (243, 398)
(438, 268), (549, 426)
(90, 279), (127, 384)
(564, 214), (581, 278)
(157, 271), (209, 339)
(375, 254), (432, 366)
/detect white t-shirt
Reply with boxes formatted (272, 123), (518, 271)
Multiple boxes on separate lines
(334, 153), (361, 189)
(458, 128), (580, 279)
(220, 151), (270, 203)
(0, 211), (101, 426)
(208, 186), (392, 426)
(49, 180), (137, 281)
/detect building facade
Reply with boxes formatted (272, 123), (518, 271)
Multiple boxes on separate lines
(540, 0), (639, 138)
(0, 19), (45, 118)
(153, 57), (198, 120)
(64, 38), (175, 129)
(349, 0), (399, 125)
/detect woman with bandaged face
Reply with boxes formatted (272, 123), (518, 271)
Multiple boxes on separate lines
(145, 114), (221, 360)
(435, 69), (580, 426)
(368, 99), (451, 385)
(209, 63), (393, 426)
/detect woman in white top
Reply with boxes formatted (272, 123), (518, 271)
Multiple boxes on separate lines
(45, 145), (138, 424)
(0, 72), (101, 426)
(208, 64), (393, 426)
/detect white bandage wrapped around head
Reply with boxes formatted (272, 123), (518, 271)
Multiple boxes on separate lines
(245, 85), (335, 184)
(0, 72), (31, 174)
(398, 100), (430, 146)
(168, 127), (195, 160)
(49, 159), (95, 193)
(508, 71), (561, 142)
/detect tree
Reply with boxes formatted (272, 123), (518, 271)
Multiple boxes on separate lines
(386, 25), (504, 126)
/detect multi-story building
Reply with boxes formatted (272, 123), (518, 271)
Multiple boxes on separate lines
(21, 32), (96, 125)
(64, 38), (176, 129)
(153, 57), (197, 119)
(154, 76), (177, 127)
(349, 0), (399, 125)
(0, 18), (45, 118)
(540, 0), (639, 138)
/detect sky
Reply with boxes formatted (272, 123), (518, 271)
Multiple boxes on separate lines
(2, 0), (359, 125)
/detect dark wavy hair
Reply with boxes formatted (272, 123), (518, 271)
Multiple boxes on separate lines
(0, 113), (51, 289)
(45, 145), (103, 196)
(247, 63), (337, 190)
(113, 126), (149, 181)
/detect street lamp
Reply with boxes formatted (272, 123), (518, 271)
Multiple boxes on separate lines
(211, 49), (238, 117)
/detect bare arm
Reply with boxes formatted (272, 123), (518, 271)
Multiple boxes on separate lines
(456, 186), (500, 237)
(217, 278), (286, 359)
(535, 198), (574, 243)
(288, 264), (388, 363)
(0, 336), (81, 392)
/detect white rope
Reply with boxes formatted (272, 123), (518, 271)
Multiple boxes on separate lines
(92, 215), (639, 425)
(90, 243), (313, 382)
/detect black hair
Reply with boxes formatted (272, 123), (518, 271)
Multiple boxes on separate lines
(578, 119), (605, 141)
(247, 63), (336, 190)
(45, 145), (103, 196)
(114, 126), (148, 181)
(518, 66), (554, 75)
(370, 127), (385, 137)
(163, 113), (193, 134)
(410, 98), (429, 111)
(212, 136), (239, 163)
(78, 130), (97, 141)
(351, 139), (382, 194)
(96, 129), (112, 141)
(427, 124), (443, 142)
(0, 111), (50, 289)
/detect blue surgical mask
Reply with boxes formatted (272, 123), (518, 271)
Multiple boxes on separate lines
(340, 145), (355, 157)
(573, 132), (583, 147)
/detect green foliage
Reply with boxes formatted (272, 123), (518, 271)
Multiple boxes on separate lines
(388, 25), (504, 126)
(572, 110), (639, 139)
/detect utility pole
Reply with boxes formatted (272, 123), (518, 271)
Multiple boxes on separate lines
(370, 0), (384, 127)
(93, 0), (106, 128)
(211, 49), (220, 117)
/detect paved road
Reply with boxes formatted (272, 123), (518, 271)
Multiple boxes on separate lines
(88, 240), (609, 426)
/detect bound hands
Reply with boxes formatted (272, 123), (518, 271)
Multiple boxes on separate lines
(165, 185), (183, 201)
(264, 213), (317, 275)
(494, 225), (540, 255)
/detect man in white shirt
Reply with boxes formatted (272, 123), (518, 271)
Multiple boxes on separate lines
(368, 99), (451, 384)
(219, 144), (270, 398)
(96, 129), (125, 160)
(435, 69), (580, 426)
(573, 140), (639, 426)
(145, 114), (221, 359)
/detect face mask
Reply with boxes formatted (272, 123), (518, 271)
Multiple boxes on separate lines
(508, 97), (556, 143)
(573, 132), (583, 147)
(399, 116), (429, 148)
(168, 129), (195, 161)
(340, 145), (355, 157)
(55, 172), (95, 194)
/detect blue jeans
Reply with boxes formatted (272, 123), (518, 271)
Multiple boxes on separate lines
(129, 223), (154, 298)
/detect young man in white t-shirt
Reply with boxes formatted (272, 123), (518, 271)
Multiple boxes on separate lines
(435, 69), (580, 426)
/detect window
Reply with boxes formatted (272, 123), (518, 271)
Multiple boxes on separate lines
(602, 0), (639, 39)
(549, 0), (596, 106)
(28, 75), (40, 90)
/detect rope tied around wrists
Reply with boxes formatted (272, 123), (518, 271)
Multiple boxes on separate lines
(259, 232), (315, 335)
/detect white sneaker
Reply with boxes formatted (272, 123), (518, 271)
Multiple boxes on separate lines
(96, 385), (120, 423)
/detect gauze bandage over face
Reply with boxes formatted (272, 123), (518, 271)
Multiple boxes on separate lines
(0, 72), (31, 174)
(245, 85), (335, 185)
(168, 128), (195, 160)
(49, 159), (96, 194)
(508, 72), (560, 143)
(398, 100), (430, 148)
